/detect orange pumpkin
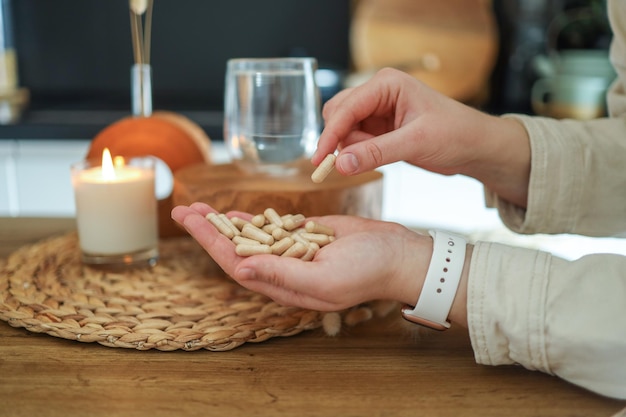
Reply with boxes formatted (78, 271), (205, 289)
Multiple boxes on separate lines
(87, 111), (212, 237)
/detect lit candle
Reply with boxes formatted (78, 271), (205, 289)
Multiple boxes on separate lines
(71, 148), (158, 266)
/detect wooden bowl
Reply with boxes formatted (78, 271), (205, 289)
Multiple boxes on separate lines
(173, 161), (384, 220)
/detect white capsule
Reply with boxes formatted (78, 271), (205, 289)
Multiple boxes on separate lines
(305, 220), (335, 236)
(311, 153), (336, 183)
(235, 244), (272, 256)
(271, 237), (294, 255)
(272, 227), (291, 240)
(232, 236), (262, 246)
(264, 208), (284, 228)
(219, 213), (241, 237)
(300, 232), (332, 246)
(344, 307), (373, 327)
(262, 223), (279, 234)
(291, 232), (310, 246)
(281, 241), (308, 258)
(230, 216), (249, 231)
(322, 312), (342, 337)
(241, 223), (274, 245)
(300, 242), (320, 261)
(283, 214), (306, 231)
(251, 214), (267, 228)
(206, 212), (235, 239)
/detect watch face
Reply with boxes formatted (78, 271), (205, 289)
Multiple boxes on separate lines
(401, 304), (450, 331)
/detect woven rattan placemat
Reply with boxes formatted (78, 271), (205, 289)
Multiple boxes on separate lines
(0, 233), (394, 351)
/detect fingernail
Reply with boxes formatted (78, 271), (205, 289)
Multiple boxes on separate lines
(338, 153), (359, 174)
(238, 267), (257, 281)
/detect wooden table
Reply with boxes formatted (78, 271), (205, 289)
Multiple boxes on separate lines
(1, 217), (624, 417)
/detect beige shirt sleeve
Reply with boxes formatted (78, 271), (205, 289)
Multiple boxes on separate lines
(468, 242), (626, 399)
(468, 0), (626, 400)
(485, 0), (626, 237)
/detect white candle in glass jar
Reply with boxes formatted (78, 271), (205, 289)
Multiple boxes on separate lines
(71, 149), (158, 256)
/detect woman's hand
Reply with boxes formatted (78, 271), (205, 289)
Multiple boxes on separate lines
(313, 68), (531, 208)
(171, 202), (432, 312)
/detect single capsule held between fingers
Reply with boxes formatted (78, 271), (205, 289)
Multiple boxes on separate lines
(311, 153), (336, 184)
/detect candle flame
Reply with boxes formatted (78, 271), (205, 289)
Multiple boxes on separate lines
(101, 148), (116, 180)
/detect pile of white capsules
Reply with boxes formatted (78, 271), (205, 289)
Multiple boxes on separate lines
(206, 208), (335, 261)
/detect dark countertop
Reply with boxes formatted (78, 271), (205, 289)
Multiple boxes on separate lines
(0, 108), (225, 141)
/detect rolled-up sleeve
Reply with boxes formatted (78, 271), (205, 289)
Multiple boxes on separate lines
(468, 0), (626, 400)
(468, 241), (626, 399)
(484, 0), (626, 237)
(485, 116), (626, 237)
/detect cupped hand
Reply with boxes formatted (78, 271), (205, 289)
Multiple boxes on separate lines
(171, 202), (431, 311)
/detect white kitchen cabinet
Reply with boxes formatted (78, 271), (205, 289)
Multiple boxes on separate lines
(0, 141), (14, 214)
(13, 140), (90, 217)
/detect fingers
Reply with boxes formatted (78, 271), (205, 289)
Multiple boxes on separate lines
(314, 94), (372, 163)
(188, 201), (215, 216)
(335, 128), (420, 175)
(312, 89), (354, 164)
(172, 204), (341, 310)
(171, 204), (242, 277)
(314, 68), (420, 172)
(172, 205), (384, 311)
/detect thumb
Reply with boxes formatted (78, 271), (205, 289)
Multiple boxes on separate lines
(335, 129), (410, 175)
(233, 256), (341, 310)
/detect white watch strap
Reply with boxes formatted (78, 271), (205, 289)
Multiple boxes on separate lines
(401, 230), (467, 330)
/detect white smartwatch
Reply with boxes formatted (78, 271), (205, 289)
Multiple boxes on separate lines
(401, 230), (467, 331)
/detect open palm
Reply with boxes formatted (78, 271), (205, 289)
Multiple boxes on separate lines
(171, 202), (429, 311)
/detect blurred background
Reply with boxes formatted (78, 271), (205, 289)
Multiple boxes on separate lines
(0, 0), (352, 139)
(1, 0), (623, 259)
(0, 0), (614, 138)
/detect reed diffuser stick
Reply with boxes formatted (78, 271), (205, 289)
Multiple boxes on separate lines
(129, 0), (154, 117)
(144, 0), (154, 65)
(130, 11), (144, 65)
(129, 0), (153, 64)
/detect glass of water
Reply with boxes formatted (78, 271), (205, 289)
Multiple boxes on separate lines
(224, 57), (321, 176)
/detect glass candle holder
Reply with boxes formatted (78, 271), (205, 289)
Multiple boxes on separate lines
(71, 150), (159, 268)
